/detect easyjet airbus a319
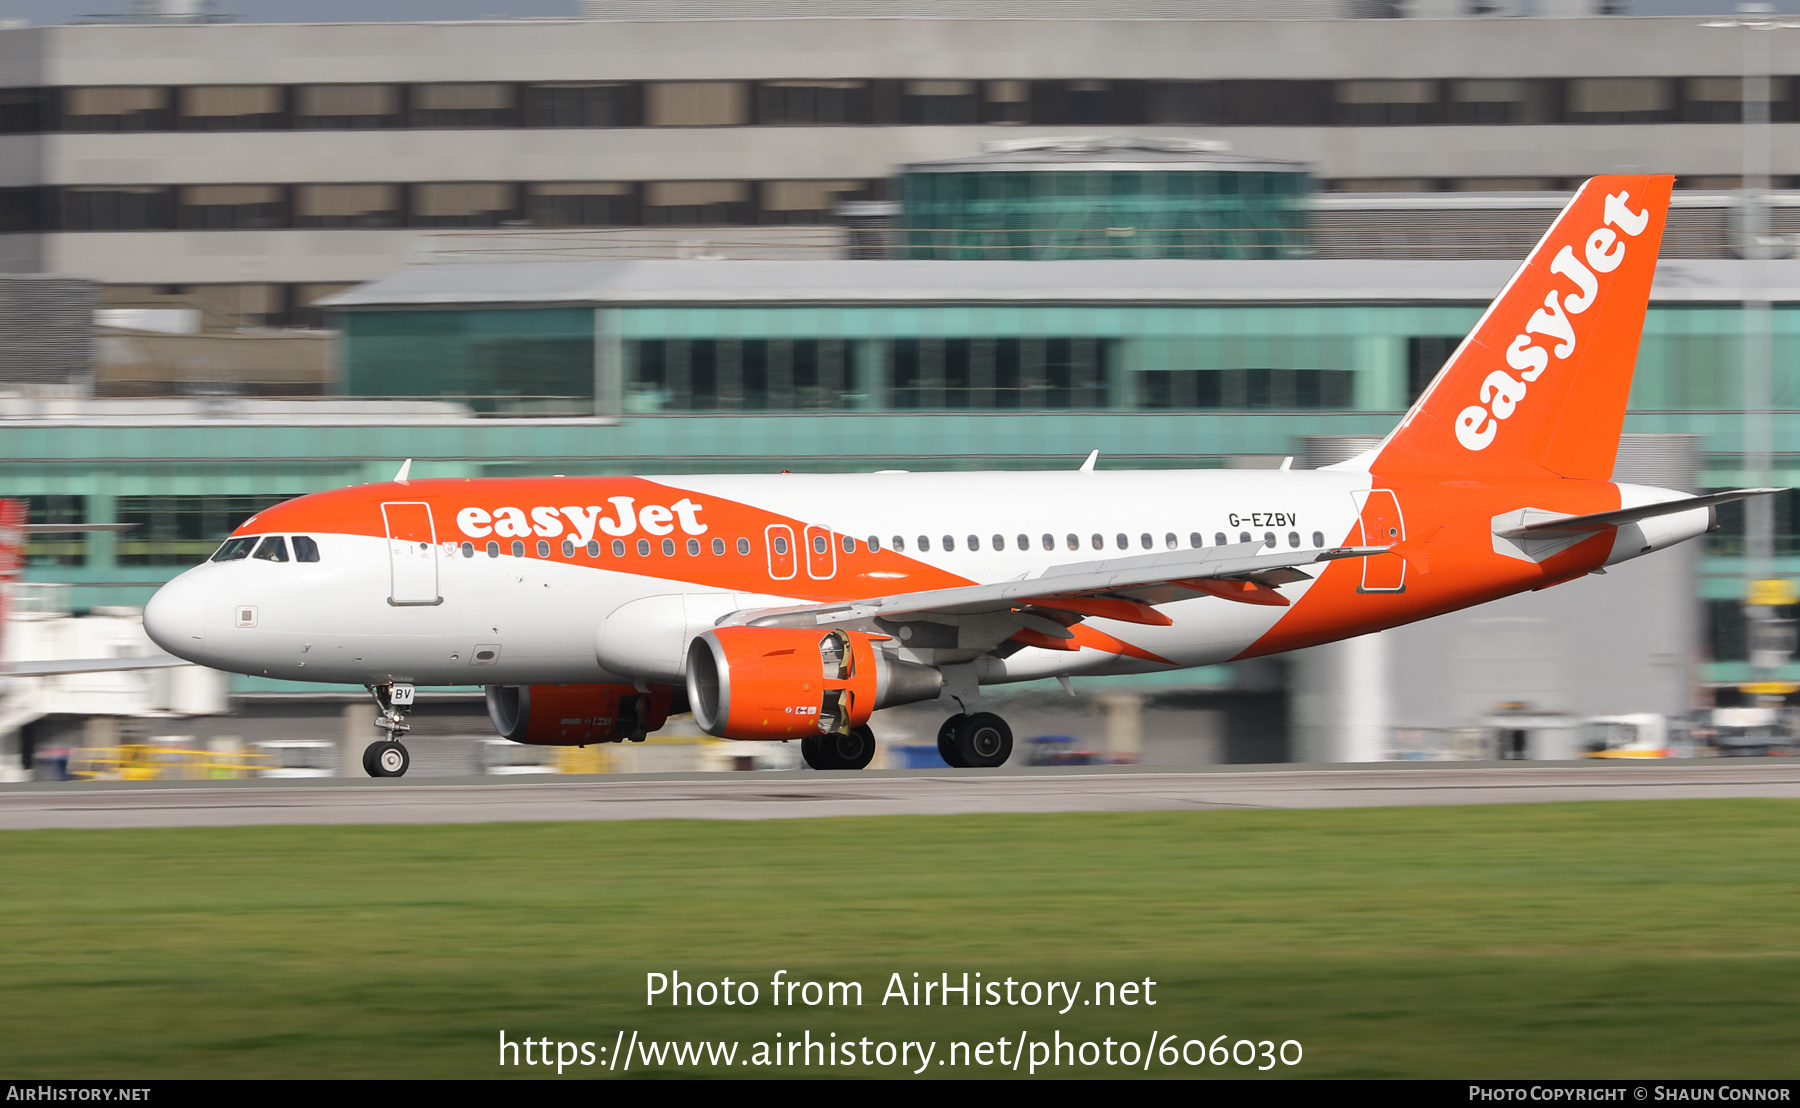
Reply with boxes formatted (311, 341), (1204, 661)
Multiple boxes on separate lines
(143, 175), (1775, 776)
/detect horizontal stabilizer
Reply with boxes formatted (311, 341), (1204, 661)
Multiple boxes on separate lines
(1, 654), (191, 678)
(1494, 487), (1784, 539)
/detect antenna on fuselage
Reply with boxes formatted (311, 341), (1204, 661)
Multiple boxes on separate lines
(394, 459), (412, 484)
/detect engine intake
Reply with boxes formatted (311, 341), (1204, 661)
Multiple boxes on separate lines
(687, 627), (942, 740)
(485, 683), (672, 746)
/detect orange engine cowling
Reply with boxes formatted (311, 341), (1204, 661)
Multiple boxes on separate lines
(686, 626), (942, 741)
(485, 683), (672, 746)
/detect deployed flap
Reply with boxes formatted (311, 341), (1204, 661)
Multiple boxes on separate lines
(728, 541), (1387, 632)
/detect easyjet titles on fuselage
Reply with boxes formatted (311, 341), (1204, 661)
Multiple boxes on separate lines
(456, 497), (710, 542)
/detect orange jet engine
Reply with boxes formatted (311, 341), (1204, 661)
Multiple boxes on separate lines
(485, 682), (672, 745)
(686, 627), (942, 741)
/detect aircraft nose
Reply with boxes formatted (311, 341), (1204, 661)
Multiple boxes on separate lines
(144, 573), (206, 659)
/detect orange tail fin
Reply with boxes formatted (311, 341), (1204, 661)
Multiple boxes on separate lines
(1370, 174), (1673, 481)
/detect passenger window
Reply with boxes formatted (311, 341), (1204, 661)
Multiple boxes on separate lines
(487, 541), (500, 558)
(1140, 533), (1153, 550)
(212, 536), (255, 561)
(868, 535), (882, 552)
(536, 539), (550, 557)
(588, 540), (601, 557)
(1165, 533), (1177, 550)
(293, 535), (321, 562)
(773, 536), (789, 555)
(812, 535), (828, 554)
(918, 536), (930, 552)
(995, 535), (1007, 551)
(561, 540), (575, 557)
(637, 539), (650, 556)
(712, 538), (726, 555)
(1091, 534), (1103, 550)
(1215, 532), (1227, 546)
(687, 538), (701, 555)
(1313, 531), (1325, 547)
(1018, 534), (1029, 550)
(967, 535), (980, 551)
(1066, 534), (1078, 550)
(661, 538), (675, 556)
(1115, 534), (1128, 550)
(942, 536), (956, 552)
(1238, 532), (1251, 544)
(1189, 532), (1201, 549)
(1288, 531), (1300, 548)
(892, 536), (905, 552)
(1042, 534), (1054, 551)
(614, 539), (627, 556)
(459, 541), (473, 559)
(1263, 532), (1276, 548)
(736, 537), (750, 555)
(511, 540), (525, 557)
(252, 536), (289, 562)
(841, 535), (854, 553)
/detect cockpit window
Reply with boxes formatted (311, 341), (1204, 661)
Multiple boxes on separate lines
(211, 537), (256, 562)
(292, 535), (320, 563)
(252, 536), (289, 562)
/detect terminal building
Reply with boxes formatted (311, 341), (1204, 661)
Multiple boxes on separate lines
(0, 1), (1794, 767)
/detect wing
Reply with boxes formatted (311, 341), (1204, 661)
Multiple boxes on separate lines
(724, 540), (1387, 659)
(1, 655), (191, 678)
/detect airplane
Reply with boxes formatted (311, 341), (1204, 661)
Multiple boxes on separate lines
(141, 174), (1777, 777)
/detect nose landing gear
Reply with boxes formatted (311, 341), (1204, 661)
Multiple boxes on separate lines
(363, 682), (415, 778)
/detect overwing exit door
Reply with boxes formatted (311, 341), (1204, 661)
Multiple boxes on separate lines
(1356, 489), (1406, 593)
(382, 501), (441, 606)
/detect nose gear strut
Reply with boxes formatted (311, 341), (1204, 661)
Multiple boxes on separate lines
(364, 682), (414, 777)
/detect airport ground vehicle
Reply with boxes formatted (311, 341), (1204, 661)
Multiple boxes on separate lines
(142, 175), (1778, 776)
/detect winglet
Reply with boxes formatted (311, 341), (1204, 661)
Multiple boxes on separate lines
(1079, 450), (1098, 472)
(394, 459), (412, 484)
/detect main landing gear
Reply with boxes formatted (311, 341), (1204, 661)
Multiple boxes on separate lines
(936, 712), (1014, 769)
(363, 682), (414, 778)
(802, 725), (877, 771)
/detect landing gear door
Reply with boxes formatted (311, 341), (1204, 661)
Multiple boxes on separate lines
(1353, 488), (1406, 593)
(382, 501), (441, 606)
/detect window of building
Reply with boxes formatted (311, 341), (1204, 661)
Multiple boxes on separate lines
(1135, 368), (1353, 410)
(1064, 80), (1123, 126)
(411, 83), (517, 128)
(1146, 80), (1216, 125)
(627, 338), (859, 412)
(1682, 76), (1792, 124)
(644, 82), (748, 126)
(525, 82), (639, 127)
(294, 184), (401, 229)
(1565, 78), (1675, 124)
(177, 185), (286, 230)
(178, 86), (284, 130)
(1406, 337), (1461, 403)
(642, 181), (751, 225)
(293, 84), (401, 129)
(23, 496), (86, 567)
(117, 495), (295, 565)
(891, 337), (1111, 410)
(1448, 177), (1561, 191)
(59, 186), (175, 231)
(525, 182), (637, 227)
(902, 80), (977, 125)
(983, 80), (1030, 124)
(759, 180), (870, 225)
(63, 87), (172, 131)
(757, 80), (870, 125)
(1211, 81), (1332, 127)
(0, 188), (42, 233)
(410, 183), (518, 227)
(178, 283), (287, 328)
(0, 88), (44, 134)
(1334, 80), (1441, 126)
(1448, 79), (1555, 125)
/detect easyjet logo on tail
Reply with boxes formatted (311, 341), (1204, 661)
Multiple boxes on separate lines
(1454, 190), (1652, 452)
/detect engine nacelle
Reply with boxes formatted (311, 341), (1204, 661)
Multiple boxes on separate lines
(686, 627), (943, 741)
(485, 683), (673, 746)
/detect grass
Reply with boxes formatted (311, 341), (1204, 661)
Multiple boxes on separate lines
(0, 800), (1797, 1078)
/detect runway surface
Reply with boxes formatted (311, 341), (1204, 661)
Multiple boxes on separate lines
(1, 761), (1797, 830)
